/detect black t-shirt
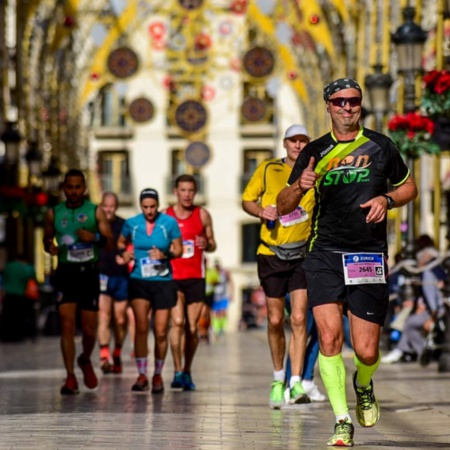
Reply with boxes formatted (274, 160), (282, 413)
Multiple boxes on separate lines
(287, 127), (410, 253)
(99, 216), (129, 277)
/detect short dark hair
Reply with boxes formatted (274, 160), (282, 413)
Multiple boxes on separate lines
(64, 169), (85, 183)
(174, 174), (197, 191)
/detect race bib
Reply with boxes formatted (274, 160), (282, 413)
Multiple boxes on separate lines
(140, 257), (169, 278)
(67, 243), (94, 262)
(182, 239), (195, 259)
(279, 207), (309, 227)
(99, 274), (108, 292)
(342, 253), (385, 285)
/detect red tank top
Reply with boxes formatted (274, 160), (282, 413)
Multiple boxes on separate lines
(166, 206), (205, 280)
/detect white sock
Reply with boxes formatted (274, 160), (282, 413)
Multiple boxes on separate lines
(289, 375), (301, 388)
(273, 369), (285, 382)
(336, 413), (352, 423)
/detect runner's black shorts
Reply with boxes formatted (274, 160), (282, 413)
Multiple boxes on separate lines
(53, 262), (100, 311)
(303, 250), (389, 325)
(128, 278), (178, 310)
(174, 278), (206, 304)
(257, 254), (307, 298)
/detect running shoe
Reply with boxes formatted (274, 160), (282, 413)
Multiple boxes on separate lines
(60, 374), (79, 395)
(100, 357), (112, 374)
(77, 354), (98, 389)
(269, 380), (285, 409)
(112, 354), (122, 374)
(289, 381), (311, 404)
(132, 374), (149, 392)
(327, 418), (354, 447)
(302, 379), (327, 402)
(182, 372), (196, 391)
(151, 374), (164, 394)
(171, 371), (184, 389)
(353, 372), (380, 427)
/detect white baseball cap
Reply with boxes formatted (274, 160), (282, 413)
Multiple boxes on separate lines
(283, 124), (310, 139)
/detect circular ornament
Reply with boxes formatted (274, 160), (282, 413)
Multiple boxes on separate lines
(241, 97), (267, 122)
(129, 98), (155, 123)
(107, 47), (139, 79)
(243, 46), (275, 78)
(175, 100), (208, 133)
(178, 0), (203, 10)
(185, 141), (211, 168)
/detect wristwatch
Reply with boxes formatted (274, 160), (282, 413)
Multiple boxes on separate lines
(382, 194), (395, 210)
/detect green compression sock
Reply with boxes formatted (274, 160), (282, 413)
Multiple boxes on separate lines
(354, 351), (381, 387)
(319, 352), (349, 417)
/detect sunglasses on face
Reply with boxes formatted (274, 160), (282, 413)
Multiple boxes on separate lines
(328, 97), (362, 108)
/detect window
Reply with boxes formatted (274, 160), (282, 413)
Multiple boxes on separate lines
(97, 151), (132, 204)
(166, 149), (205, 196)
(100, 84), (126, 127)
(241, 223), (260, 263)
(240, 148), (273, 192)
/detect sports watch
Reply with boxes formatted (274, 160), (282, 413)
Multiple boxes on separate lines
(382, 194), (395, 210)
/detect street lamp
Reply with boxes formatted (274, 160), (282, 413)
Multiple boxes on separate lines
(43, 157), (62, 203)
(25, 142), (43, 181)
(392, 7), (427, 261)
(364, 64), (393, 132)
(0, 121), (21, 166)
(392, 6), (427, 112)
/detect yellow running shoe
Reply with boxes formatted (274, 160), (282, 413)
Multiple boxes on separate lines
(327, 418), (354, 447)
(353, 372), (380, 427)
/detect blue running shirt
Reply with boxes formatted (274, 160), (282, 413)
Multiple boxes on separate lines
(120, 212), (181, 281)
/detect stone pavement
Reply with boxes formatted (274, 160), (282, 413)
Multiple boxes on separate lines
(0, 330), (449, 449)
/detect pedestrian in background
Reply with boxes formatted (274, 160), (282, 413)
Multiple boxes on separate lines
(242, 124), (314, 409)
(43, 169), (113, 395)
(117, 188), (182, 393)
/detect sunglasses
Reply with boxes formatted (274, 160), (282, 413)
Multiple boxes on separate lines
(328, 97), (362, 108)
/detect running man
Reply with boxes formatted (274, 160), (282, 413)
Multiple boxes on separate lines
(43, 169), (113, 395)
(165, 174), (217, 390)
(242, 124), (314, 409)
(97, 192), (129, 375)
(277, 78), (417, 446)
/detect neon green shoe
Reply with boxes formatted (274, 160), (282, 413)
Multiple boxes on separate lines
(269, 380), (285, 409)
(289, 381), (311, 404)
(327, 418), (354, 447)
(353, 372), (380, 427)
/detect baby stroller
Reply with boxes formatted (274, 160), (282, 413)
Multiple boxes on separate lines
(419, 317), (446, 366)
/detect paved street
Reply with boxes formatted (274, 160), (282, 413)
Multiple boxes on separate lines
(0, 330), (449, 449)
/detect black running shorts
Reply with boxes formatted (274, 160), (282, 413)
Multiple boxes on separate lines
(53, 263), (100, 311)
(257, 254), (307, 298)
(173, 278), (206, 304)
(303, 251), (389, 325)
(128, 278), (178, 310)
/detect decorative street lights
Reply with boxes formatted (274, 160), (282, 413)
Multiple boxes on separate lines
(25, 141), (42, 183)
(392, 6), (428, 113)
(364, 64), (393, 132)
(43, 157), (62, 206)
(0, 121), (21, 186)
(0, 121), (21, 166)
(392, 7), (427, 261)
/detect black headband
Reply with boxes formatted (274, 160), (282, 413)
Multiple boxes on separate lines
(139, 188), (159, 203)
(323, 78), (362, 101)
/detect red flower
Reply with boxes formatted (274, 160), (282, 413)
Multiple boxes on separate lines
(423, 69), (442, 89)
(435, 72), (450, 94)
